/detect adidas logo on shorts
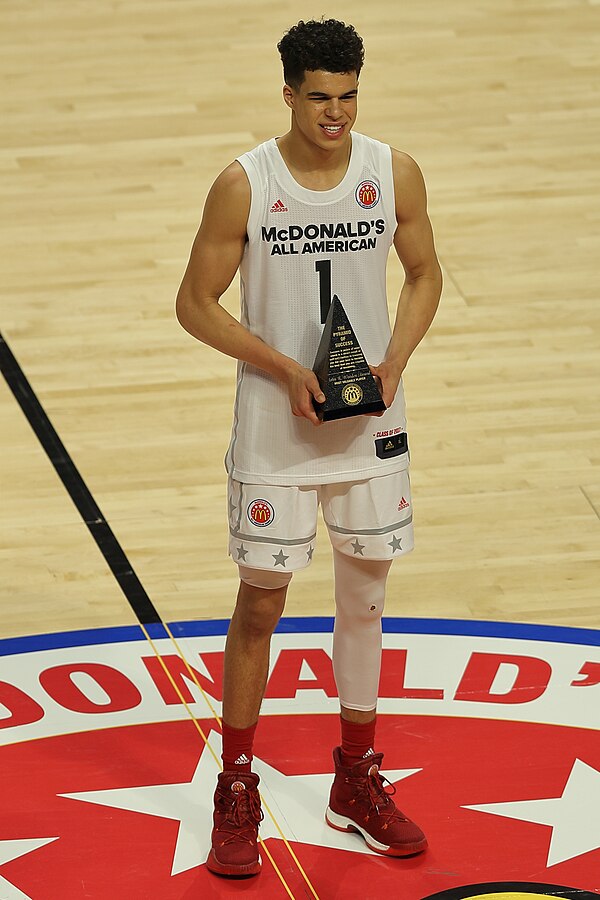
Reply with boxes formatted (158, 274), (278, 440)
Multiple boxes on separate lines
(398, 496), (410, 511)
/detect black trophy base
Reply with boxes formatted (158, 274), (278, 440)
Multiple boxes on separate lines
(314, 397), (385, 422)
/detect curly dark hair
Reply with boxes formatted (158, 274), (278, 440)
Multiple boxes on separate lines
(277, 19), (364, 90)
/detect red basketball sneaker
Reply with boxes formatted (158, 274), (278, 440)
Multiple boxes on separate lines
(206, 771), (263, 877)
(325, 747), (428, 856)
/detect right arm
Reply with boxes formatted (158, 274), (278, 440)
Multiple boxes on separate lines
(175, 162), (324, 425)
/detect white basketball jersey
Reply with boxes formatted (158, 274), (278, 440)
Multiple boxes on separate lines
(225, 132), (409, 485)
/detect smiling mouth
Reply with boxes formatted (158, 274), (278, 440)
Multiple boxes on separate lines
(320, 124), (344, 134)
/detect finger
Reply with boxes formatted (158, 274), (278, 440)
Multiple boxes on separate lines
(368, 364), (382, 383)
(295, 387), (323, 425)
(308, 378), (326, 405)
(382, 386), (395, 408)
(302, 405), (322, 426)
(291, 403), (321, 424)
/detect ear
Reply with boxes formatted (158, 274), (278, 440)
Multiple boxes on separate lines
(282, 83), (295, 110)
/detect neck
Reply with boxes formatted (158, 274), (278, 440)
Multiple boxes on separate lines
(278, 123), (352, 174)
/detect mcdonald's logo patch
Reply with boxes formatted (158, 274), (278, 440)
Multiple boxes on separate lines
(356, 179), (380, 209)
(341, 383), (363, 406)
(248, 498), (274, 527)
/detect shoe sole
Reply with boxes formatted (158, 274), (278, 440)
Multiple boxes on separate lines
(325, 807), (428, 857)
(206, 850), (261, 877)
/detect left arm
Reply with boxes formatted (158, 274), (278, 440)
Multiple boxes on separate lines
(370, 149), (442, 408)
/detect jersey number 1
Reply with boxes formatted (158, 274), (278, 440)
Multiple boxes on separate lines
(315, 260), (332, 324)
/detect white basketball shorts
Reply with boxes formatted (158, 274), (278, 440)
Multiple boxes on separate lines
(227, 471), (414, 572)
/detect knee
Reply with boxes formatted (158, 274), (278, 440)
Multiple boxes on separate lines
(336, 596), (384, 629)
(333, 551), (390, 627)
(334, 581), (386, 632)
(233, 580), (287, 640)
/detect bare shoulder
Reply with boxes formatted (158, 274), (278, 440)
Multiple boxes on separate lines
(201, 160), (250, 237)
(206, 161), (250, 210)
(390, 148), (428, 220)
(211, 160), (250, 196)
(391, 149), (426, 190)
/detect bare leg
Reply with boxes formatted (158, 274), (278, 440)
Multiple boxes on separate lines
(340, 705), (376, 724)
(222, 579), (288, 728)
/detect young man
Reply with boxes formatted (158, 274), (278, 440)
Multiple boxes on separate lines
(176, 18), (442, 878)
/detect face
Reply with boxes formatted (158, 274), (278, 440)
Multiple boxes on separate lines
(283, 69), (358, 150)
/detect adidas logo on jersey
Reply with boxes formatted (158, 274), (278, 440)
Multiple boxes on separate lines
(398, 496), (410, 511)
(270, 199), (288, 213)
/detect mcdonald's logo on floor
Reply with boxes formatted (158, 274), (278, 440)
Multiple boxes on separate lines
(0, 617), (598, 898)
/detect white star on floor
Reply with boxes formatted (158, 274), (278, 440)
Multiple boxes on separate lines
(61, 731), (421, 876)
(465, 758), (600, 867)
(0, 838), (58, 900)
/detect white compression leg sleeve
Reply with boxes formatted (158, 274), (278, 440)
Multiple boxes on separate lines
(332, 548), (392, 711)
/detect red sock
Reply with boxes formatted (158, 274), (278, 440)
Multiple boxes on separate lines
(221, 721), (257, 773)
(340, 715), (377, 765)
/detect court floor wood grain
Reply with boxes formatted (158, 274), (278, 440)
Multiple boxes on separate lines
(1, 0), (599, 639)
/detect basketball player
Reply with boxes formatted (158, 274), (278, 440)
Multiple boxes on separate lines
(176, 19), (442, 878)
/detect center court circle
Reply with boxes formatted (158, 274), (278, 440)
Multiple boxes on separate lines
(0, 616), (598, 898)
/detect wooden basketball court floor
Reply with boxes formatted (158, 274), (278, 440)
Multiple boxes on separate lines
(1, 1), (599, 898)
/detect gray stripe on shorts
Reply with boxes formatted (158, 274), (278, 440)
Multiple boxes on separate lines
(235, 479), (244, 533)
(230, 528), (317, 547)
(326, 515), (413, 536)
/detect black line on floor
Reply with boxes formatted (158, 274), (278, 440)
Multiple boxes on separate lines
(580, 485), (600, 522)
(422, 881), (600, 899)
(1, 331), (162, 625)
